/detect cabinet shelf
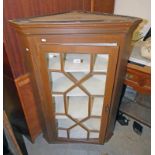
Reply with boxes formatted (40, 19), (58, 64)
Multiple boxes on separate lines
(51, 72), (106, 96)
(56, 116), (101, 138)
(54, 96), (104, 119)
(64, 54), (90, 72)
(48, 53), (109, 73)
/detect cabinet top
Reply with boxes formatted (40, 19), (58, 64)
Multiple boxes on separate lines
(10, 12), (142, 35)
(11, 11), (140, 24)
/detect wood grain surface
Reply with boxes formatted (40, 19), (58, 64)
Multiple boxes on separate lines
(4, 0), (114, 78)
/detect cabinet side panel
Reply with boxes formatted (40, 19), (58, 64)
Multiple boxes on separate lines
(3, 76), (30, 136)
(4, 48), (30, 137)
(105, 31), (136, 141)
(15, 74), (42, 142)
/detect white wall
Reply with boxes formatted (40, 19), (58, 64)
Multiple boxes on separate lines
(114, 0), (151, 37)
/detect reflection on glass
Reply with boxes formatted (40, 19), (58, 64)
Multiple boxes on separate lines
(82, 75), (106, 95)
(83, 118), (101, 131)
(47, 53), (61, 70)
(50, 72), (74, 92)
(46, 51), (110, 140)
(64, 54), (90, 72)
(70, 126), (87, 139)
(68, 96), (88, 120)
(70, 72), (88, 81)
(58, 130), (67, 138)
(89, 132), (99, 138)
(56, 115), (75, 128)
(94, 54), (109, 72)
(53, 95), (65, 114)
(91, 97), (104, 116)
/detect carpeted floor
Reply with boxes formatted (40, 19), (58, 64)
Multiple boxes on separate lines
(23, 119), (151, 155)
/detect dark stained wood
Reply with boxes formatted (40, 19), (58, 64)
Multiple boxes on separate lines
(3, 75), (30, 137)
(121, 63), (151, 128)
(8, 11), (141, 144)
(3, 111), (23, 155)
(3, 46), (14, 79)
(94, 0), (115, 13)
(4, 0), (115, 142)
(104, 21), (142, 142)
(127, 63), (151, 74)
(124, 63), (151, 94)
(15, 74), (42, 142)
(91, 0), (95, 12)
(83, 0), (91, 11)
(26, 27), (141, 144)
(4, 40), (42, 142)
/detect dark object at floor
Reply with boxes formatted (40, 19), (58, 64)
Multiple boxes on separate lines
(133, 121), (143, 135)
(119, 86), (151, 127)
(117, 112), (129, 126)
(4, 111), (27, 155)
(3, 132), (13, 155)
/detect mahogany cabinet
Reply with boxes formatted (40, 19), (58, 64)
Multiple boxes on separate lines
(10, 12), (141, 144)
(4, 0), (115, 143)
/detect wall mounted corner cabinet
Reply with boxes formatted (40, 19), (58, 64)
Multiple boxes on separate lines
(10, 12), (141, 144)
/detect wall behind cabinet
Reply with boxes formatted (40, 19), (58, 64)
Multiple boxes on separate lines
(114, 0), (150, 36)
(4, 0), (115, 78)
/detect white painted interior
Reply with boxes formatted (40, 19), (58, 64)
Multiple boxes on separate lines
(114, 0), (151, 37)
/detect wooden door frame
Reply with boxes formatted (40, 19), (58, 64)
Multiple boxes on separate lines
(36, 43), (119, 143)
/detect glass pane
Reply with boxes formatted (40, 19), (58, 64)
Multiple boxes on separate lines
(91, 97), (104, 116)
(70, 126), (87, 139)
(47, 53), (61, 70)
(58, 130), (67, 138)
(82, 75), (106, 95)
(50, 72), (74, 92)
(93, 54), (109, 72)
(64, 54), (90, 72)
(83, 118), (101, 131)
(45, 50), (110, 141)
(89, 132), (99, 138)
(70, 72), (88, 81)
(68, 96), (88, 120)
(53, 95), (65, 114)
(56, 115), (75, 128)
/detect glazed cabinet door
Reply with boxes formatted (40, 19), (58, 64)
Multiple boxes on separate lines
(37, 43), (119, 144)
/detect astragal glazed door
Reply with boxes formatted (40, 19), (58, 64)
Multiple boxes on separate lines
(37, 43), (119, 144)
